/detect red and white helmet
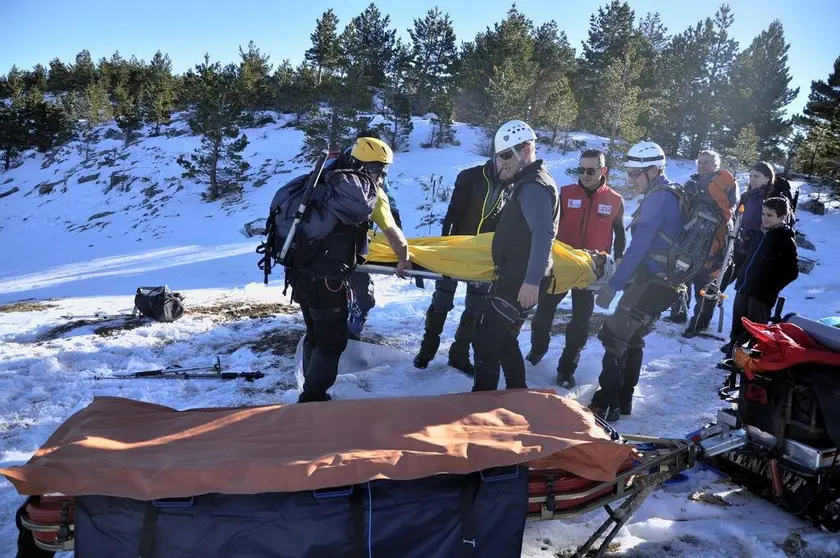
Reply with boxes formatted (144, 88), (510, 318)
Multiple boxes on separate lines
(625, 141), (666, 169)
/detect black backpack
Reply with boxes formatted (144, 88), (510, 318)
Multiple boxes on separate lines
(653, 184), (726, 285)
(134, 286), (185, 322)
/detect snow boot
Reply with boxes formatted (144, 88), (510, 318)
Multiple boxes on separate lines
(448, 311), (478, 376)
(413, 307), (447, 369)
(588, 402), (620, 422)
(525, 349), (547, 366)
(556, 372), (576, 390)
(619, 348), (643, 416)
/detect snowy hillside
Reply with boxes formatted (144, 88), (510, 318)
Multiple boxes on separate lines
(1, 116), (839, 557)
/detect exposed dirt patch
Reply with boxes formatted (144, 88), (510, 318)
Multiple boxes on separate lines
(0, 300), (57, 313)
(94, 320), (148, 337)
(231, 326), (305, 356)
(549, 308), (607, 336)
(35, 316), (140, 341)
(188, 300), (298, 321)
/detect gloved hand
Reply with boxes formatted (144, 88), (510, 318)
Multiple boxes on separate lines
(595, 286), (616, 309)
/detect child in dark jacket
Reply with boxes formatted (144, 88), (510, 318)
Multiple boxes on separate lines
(723, 197), (799, 356)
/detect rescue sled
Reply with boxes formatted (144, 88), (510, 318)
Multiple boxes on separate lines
(6, 390), (705, 558)
(695, 312), (840, 533)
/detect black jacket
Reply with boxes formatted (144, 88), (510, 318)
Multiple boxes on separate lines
(441, 161), (510, 236)
(737, 224), (799, 306)
(491, 160), (560, 281)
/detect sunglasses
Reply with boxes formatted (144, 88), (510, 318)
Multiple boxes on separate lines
(496, 149), (517, 161)
(577, 167), (601, 176)
(627, 168), (645, 178)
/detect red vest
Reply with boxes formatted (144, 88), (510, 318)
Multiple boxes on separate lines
(557, 183), (622, 252)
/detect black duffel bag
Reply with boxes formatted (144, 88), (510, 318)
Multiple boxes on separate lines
(133, 286), (185, 323)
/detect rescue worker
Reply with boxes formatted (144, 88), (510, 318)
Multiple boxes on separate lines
(664, 150), (739, 336)
(292, 137), (411, 402)
(413, 154), (511, 375)
(471, 120), (560, 392)
(526, 149), (626, 389)
(590, 141), (684, 421)
(339, 130), (404, 341)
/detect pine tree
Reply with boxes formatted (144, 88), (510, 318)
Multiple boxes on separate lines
(541, 76), (578, 150)
(685, 5), (739, 155)
(457, 6), (536, 140)
(729, 123), (759, 171)
(114, 80), (144, 143)
(340, 3), (397, 90)
(143, 51), (175, 135)
(47, 58), (71, 93)
(279, 62), (321, 124)
(70, 50), (97, 92)
(801, 56), (840, 179)
(238, 41), (274, 120)
(382, 91), (413, 151)
(79, 79), (114, 160)
(407, 7), (458, 115)
(634, 12), (669, 141)
(576, 0), (637, 123)
(24, 64), (49, 92)
(726, 21), (798, 160)
(24, 90), (73, 152)
(298, 106), (356, 162)
(595, 45), (646, 146)
(0, 70), (29, 170)
(388, 38), (413, 93)
(528, 21), (576, 141)
(305, 9), (342, 85)
(177, 55), (250, 201)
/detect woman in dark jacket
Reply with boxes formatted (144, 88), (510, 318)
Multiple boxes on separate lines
(723, 196), (799, 356)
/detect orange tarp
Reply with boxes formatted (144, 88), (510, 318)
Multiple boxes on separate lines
(1, 390), (634, 501)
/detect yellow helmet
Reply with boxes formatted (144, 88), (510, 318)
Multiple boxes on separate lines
(350, 137), (394, 164)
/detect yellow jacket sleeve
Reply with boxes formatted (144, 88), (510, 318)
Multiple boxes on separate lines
(370, 187), (397, 231)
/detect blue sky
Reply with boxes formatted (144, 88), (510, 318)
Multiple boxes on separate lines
(4, 0), (838, 117)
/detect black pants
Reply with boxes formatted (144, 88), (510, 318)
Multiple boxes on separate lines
(291, 273), (349, 402)
(592, 272), (678, 411)
(472, 276), (536, 391)
(430, 276), (489, 316)
(729, 290), (771, 348)
(529, 288), (595, 372)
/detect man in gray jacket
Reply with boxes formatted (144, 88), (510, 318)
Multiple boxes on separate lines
(471, 120), (561, 391)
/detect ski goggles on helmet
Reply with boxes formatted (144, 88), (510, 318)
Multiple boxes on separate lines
(363, 162), (390, 179)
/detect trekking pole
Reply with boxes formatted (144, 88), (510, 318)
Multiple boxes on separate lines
(278, 149), (331, 266)
(94, 356), (222, 380)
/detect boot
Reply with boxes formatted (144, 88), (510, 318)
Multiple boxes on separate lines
(620, 348), (643, 416)
(555, 347), (580, 389)
(448, 340), (474, 376)
(525, 349), (547, 366)
(448, 311), (478, 375)
(414, 307), (448, 369)
(588, 401), (620, 422)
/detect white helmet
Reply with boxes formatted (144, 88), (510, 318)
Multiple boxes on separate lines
(494, 120), (537, 154)
(625, 141), (666, 169)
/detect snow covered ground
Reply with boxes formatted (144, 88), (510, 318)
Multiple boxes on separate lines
(1, 116), (839, 557)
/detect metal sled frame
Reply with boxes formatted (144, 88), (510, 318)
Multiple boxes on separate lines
(18, 510), (75, 552)
(527, 436), (698, 557)
(355, 264), (610, 292)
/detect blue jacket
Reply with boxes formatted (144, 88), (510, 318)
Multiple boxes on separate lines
(608, 175), (684, 291)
